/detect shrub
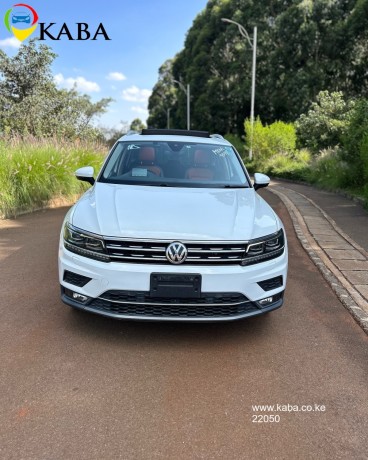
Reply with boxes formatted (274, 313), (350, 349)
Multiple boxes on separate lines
(244, 118), (296, 168)
(254, 149), (311, 180)
(306, 147), (351, 189)
(360, 133), (368, 185)
(340, 99), (368, 187)
(295, 91), (354, 153)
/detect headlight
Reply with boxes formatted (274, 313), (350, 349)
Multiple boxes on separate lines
(241, 229), (285, 266)
(63, 223), (110, 262)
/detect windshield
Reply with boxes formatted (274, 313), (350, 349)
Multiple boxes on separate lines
(99, 141), (249, 188)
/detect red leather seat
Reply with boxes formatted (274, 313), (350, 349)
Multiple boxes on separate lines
(185, 150), (214, 180)
(136, 147), (163, 176)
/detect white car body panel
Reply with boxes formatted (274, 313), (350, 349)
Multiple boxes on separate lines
(71, 183), (280, 241)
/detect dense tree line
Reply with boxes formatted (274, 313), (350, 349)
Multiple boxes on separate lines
(147, 0), (368, 135)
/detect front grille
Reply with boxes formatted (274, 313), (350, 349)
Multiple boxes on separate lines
(87, 290), (258, 318)
(258, 276), (283, 291)
(104, 239), (246, 265)
(63, 270), (92, 287)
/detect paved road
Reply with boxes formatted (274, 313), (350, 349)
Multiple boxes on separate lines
(0, 192), (367, 460)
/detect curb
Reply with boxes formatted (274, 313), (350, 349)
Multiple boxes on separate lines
(0, 195), (79, 221)
(269, 186), (368, 335)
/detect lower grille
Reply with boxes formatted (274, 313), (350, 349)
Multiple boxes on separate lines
(63, 270), (92, 287)
(258, 276), (283, 291)
(87, 290), (258, 318)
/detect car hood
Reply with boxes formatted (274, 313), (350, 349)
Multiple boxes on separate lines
(71, 183), (279, 241)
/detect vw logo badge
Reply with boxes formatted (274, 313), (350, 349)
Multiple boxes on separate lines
(166, 242), (188, 264)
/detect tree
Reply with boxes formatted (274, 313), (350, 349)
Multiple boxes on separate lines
(296, 91), (354, 153)
(0, 39), (56, 103)
(147, 59), (177, 129)
(130, 118), (146, 132)
(341, 98), (368, 185)
(148, 0), (366, 133)
(0, 39), (112, 138)
(100, 121), (129, 147)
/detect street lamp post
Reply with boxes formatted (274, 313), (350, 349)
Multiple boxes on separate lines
(157, 92), (171, 129)
(167, 108), (171, 129)
(173, 80), (190, 130)
(221, 18), (257, 160)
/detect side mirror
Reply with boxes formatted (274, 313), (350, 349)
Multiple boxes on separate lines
(254, 172), (270, 191)
(75, 166), (95, 186)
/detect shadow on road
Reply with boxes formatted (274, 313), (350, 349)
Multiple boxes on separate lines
(63, 302), (277, 348)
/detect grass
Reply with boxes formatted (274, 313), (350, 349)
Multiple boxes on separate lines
(0, 136), (106, 218)
(245, 149), (311, 180)
(245, 147), (368, 207)
(2, 135), (367, 217)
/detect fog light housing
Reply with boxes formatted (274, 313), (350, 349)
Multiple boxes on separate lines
(64, 288), (89, 304)
(73, 292), (89, 302)
(258, 296), (274, 308)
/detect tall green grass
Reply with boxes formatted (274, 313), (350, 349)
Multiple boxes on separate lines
(0, 137), (106, 217)
(245, 146), (368, 207)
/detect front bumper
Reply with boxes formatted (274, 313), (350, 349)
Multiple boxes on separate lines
(59, 244), (288, 322)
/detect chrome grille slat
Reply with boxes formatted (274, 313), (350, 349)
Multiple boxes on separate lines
(104, 238), (247, 265)
(186, 248), (244, 254)
(105, 245), (165, 252)
(108, 255), (241, 263)
(186, 258), (237, 263)
(109, 255), (159, 261)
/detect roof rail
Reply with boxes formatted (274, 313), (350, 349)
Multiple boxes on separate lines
(141, 129), (210, 138)
(210, 134), (224, 139)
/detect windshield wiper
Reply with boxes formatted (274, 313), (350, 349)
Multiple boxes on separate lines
(222, 184), (247, 188)
(146, 182), (172, 187)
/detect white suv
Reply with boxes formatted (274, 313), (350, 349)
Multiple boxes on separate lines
(58, 129), (288, 321)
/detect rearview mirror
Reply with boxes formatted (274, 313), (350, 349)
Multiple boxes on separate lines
(75, 166), (95, 186)
(254, 172), (270, 191)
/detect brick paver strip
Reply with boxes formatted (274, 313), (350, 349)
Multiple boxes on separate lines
(319, 241), (353, 250)
(310, 229), (339, 236)
(294, 207), (321, 216)
(356, 285), (368, 298)
(325, 249), (366, 260)
(307, 224), (335, 231)
(333, 260), (368, 271)
(316, 236), (348, 244)
(268, 183), (368, 333)
(304, 217), (328, 223)
(341, 271), (368, 284)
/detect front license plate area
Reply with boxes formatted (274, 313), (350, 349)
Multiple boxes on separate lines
(150, 273), (201, 298)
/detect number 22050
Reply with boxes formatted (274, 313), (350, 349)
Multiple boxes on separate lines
(252, 414), (280, 423)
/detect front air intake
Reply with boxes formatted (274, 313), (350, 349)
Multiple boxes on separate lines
(257, 276), (283, 291)
(63, 270), (92, 287)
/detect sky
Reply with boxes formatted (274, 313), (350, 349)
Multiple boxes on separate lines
(0, 0), (208, 129)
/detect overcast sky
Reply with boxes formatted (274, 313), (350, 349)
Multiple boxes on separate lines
(0, 0), (208, 129)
